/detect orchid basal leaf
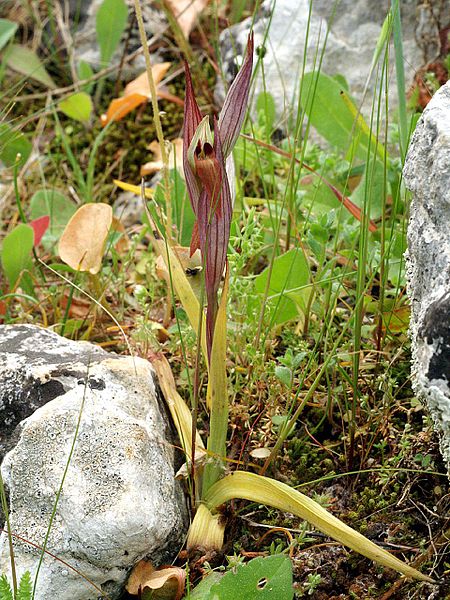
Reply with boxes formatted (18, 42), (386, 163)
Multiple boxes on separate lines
(187, 504), (225, 550)
(203, 471), (433, 582)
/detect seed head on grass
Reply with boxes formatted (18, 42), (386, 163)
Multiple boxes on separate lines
(183, 33), (254, 358)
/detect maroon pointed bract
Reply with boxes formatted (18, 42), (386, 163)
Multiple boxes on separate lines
(183, 33), (254, 359)
(183, 60), (203, 219)
(218, 33), (254, 159)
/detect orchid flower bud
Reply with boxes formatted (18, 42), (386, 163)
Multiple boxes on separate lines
(187, 115), (214, 172)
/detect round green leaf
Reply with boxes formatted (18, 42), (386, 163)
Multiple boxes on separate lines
(253, 248), (311, 326)
(29, 188), (77, 249)
(0, 123), (32, 168)
(58, 92), (93, 123)
(203, 555), (293, 600)
(1, 223), (34, 295)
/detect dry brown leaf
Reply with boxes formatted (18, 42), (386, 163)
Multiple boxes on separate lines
(101, 94), (147, 126)
(166, 0), (208, 38)
(124, 63), (172, 97)
(141, 138), (184, 177)
(59, 203), (113, 274)
(126, 561), (185, 600)
(144, 566), (186, 600)
(151, 352), (204, 458)
(126, 560), (155, 595)
(101, 63), (174, 125)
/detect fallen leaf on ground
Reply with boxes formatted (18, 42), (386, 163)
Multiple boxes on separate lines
(126, 560), (186, 599)
(141, 138), (184, 177)
(165, 0), (208, 38)
(101, 63), (183, 125)
(59, 203), (113, 274)
(124, 63), (171, 97)
(143, 566), (186, 599)
(126, 560), (155, 595)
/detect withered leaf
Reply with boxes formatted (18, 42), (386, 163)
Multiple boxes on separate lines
(59, 203), (113, 274)
(101, 63), (172, 125)
(126, 560), (185, 600)
(165, 0), (208, 38)
(141, 138), (184, 177)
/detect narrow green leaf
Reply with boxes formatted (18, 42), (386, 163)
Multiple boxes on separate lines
(371, 10), (393, 73)
(0, 19), (18, 51)
(0, 123), (32, 168)
(29, 188), (77, 249)
(350, 159), (386, 219)
(58, 92), (93, 123)
(204, 471), (433, 582)
(256, 91), (276, 129)
(96, 0), (128, 65)
(1, 223), (34, 295)
(300, 72), (372, 161)
(5, 44), (56, 88)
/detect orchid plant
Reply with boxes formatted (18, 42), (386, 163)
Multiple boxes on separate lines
(148, 33), (431, 583)
(183, 34), (253, 359)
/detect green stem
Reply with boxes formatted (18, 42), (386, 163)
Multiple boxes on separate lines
(391, 0), (407, 162)
(191, 274), (206, 506)
(133, 0), (172, 238)
(202, 272), (230, 494)
(60, 274), (77, 337)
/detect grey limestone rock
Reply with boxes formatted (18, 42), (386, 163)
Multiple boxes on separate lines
(403, 81), (450, 472)
(0, 325), (188, 599)
(73, 0), (168, 78)
(218, 0), (449, 128)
